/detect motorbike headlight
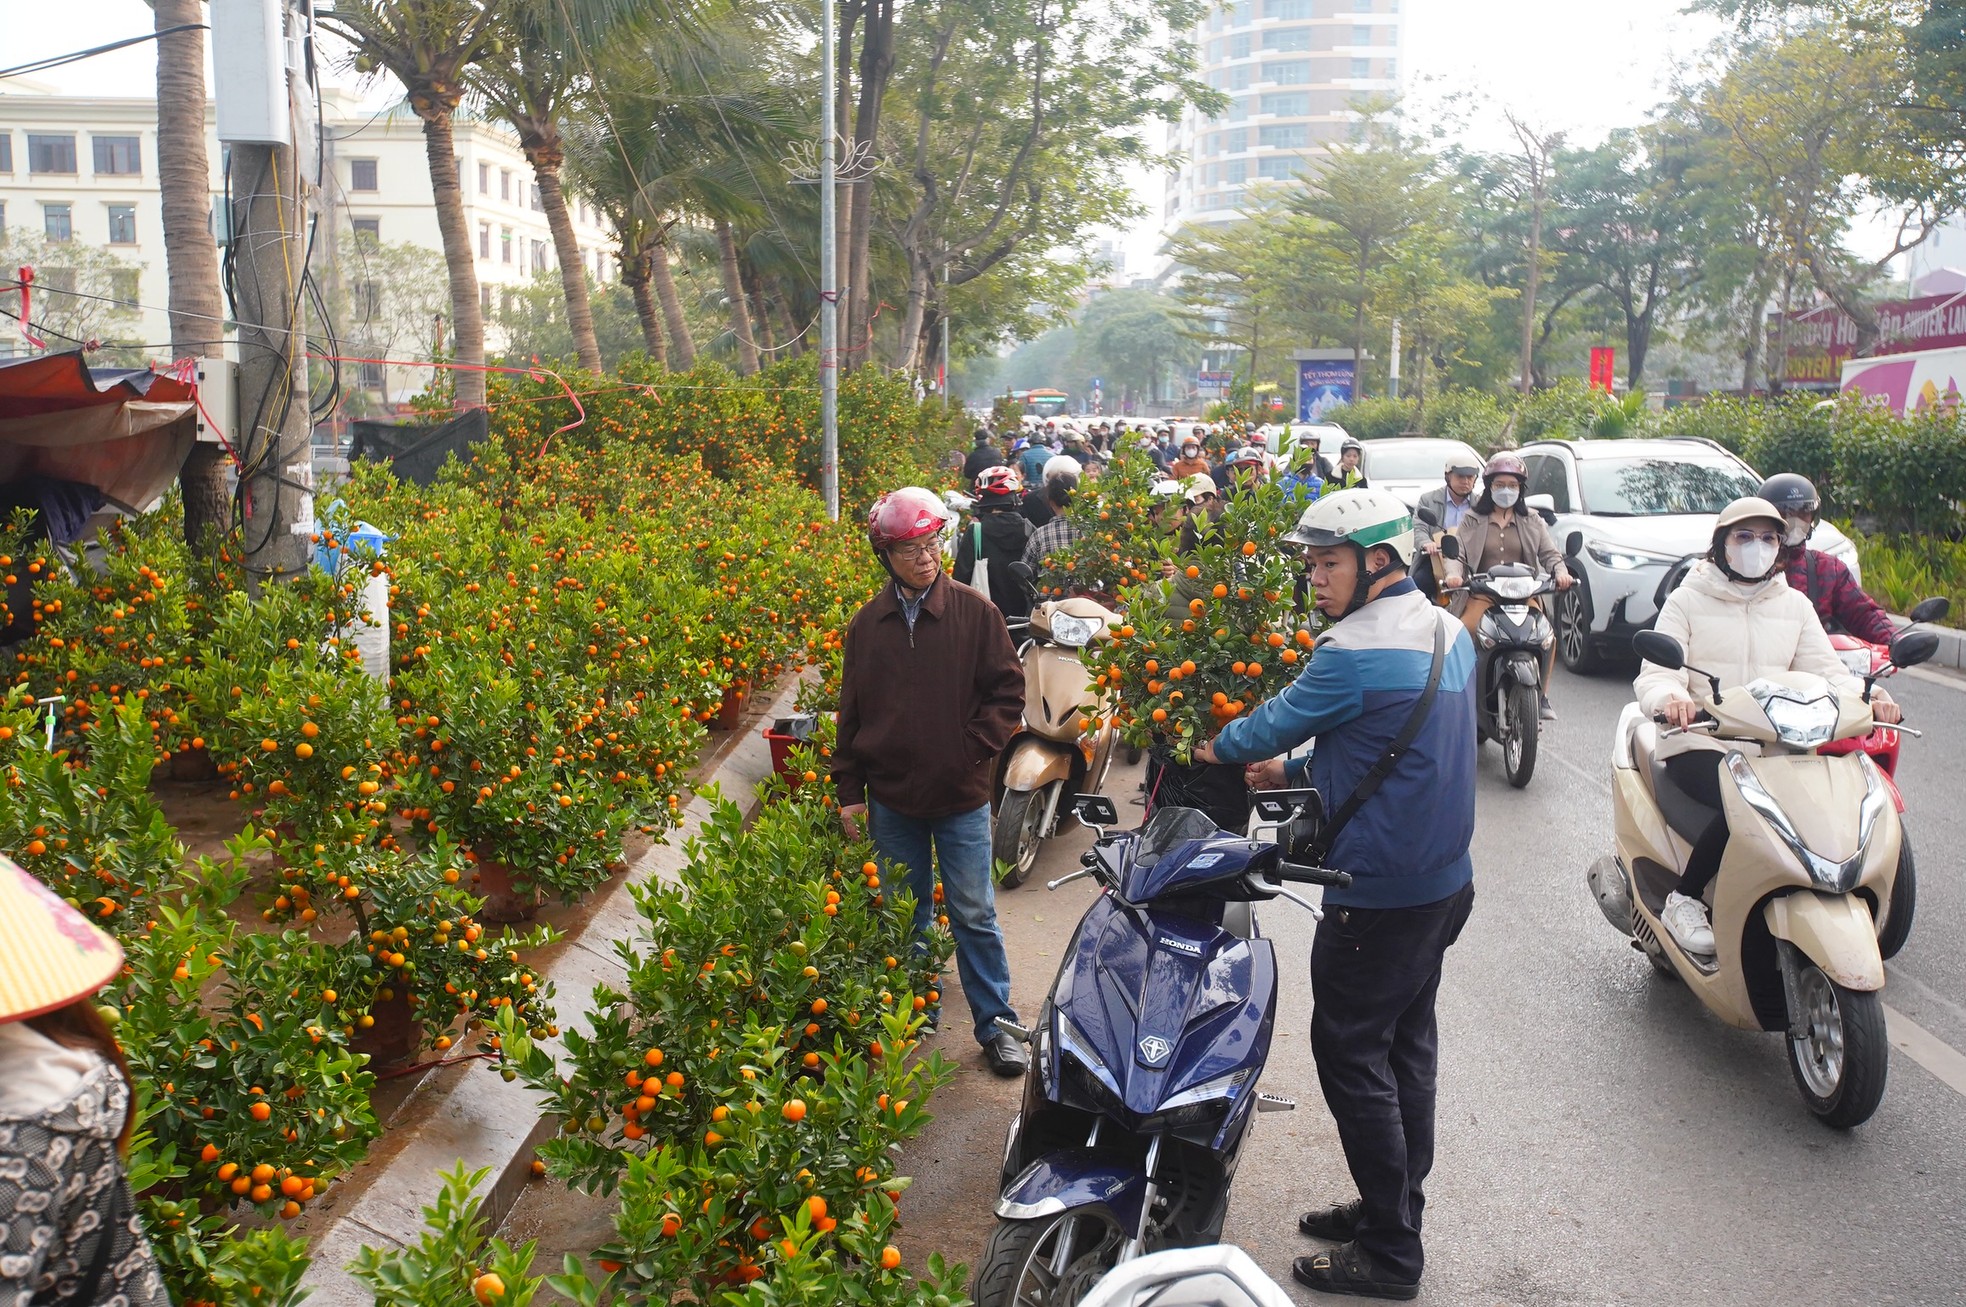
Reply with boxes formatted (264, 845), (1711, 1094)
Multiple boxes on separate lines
(1745, 679), (1840, 749)
(1724, 751), (1887, 893)
(1586, 542), (1673, 571)
(1837, 648), (1874, 676)
(1486, 575), (1542, 601)
(1049, 613), (1100, 648)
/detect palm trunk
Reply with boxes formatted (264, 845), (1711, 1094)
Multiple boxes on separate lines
(714, 220), (760, 375)
(739, 257), (775, 354)
(650, 235), (696, 371)
(419, 111), (486, 410)
(621, 244), (666, 367)
(530, 152), (602, 373)
(157, 0), (231, 549)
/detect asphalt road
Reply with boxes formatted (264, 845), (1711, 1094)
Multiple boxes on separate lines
(919, 661), (1966, 1306)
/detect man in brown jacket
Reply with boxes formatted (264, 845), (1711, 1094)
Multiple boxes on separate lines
(834, 487), (1030, 1076)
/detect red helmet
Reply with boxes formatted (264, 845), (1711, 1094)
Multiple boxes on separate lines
(1483, 452), (1526, 483)
(865, 486), (951, 552)
(974, 465), (1024, 500)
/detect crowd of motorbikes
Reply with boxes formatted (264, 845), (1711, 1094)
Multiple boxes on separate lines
(933, 485), (1953, 1306)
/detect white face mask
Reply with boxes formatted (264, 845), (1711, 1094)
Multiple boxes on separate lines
(1782, 517), (1811, 547)
(1726, 539), (1779, 579)
(1490, 486), (1519, 508)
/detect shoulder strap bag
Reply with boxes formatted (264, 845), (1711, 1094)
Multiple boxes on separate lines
(970, 523), (992, 602)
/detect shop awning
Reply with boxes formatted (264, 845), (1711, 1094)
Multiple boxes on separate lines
(0, 351), (198, 514)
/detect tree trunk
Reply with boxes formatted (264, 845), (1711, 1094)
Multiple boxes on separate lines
(419, 111), (486, 410)
(157, 0), (231, 549)
(896, 257), (932, 373)
(529, 150), (602, 374)
(714, 220), (760, 375)
(739, 256), (775, 355)
(846, 0), (896, 369)
(649, 236), (696, 371)
(1519, 190), (1545, 396)
(621, 245), (666, 367)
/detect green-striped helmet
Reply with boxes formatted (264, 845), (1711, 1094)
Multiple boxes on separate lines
(1284, 487), (1415, 567)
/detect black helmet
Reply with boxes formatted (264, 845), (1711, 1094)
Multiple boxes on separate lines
(1756, 472), (1819, 516)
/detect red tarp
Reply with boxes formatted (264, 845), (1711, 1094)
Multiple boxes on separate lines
(0, 351), (197, 512)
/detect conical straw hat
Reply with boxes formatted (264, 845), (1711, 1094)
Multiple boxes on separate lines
(0, 855), (124, 1024)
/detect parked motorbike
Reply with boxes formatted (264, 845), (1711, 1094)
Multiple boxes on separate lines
(1586, 622), (1941, 1127)
(1439, 533), (1554, 788)
(994, 596), (1124, 888)
(1075, 1245), (1294, 1307)
(975, 790), (1344, 1307)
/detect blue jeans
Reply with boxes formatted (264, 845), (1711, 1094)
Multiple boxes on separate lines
(869, 799), (1017, 1045)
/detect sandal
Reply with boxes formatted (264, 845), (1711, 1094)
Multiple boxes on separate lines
(1297, 1198), (1364, 1241)
(1291, 1241), (1420, 1301)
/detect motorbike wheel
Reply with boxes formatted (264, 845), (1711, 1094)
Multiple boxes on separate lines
(1786, 963), (1889, 1129)
(1877, 829), (1916, 962)
(972, 1208), (1130, 1307)
(1556, 584), (1606, 675)
(992, 788), (1049, 890)
(1502, 680), (1539, 788)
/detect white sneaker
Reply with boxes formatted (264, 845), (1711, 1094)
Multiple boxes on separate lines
(1661, 891), (1715, 955)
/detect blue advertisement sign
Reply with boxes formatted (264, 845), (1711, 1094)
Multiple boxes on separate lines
(1298, 358), (1356, 423)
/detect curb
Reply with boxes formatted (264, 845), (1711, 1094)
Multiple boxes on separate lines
(1889, 612), (1966, 672)
(294, 678), (802, 1303)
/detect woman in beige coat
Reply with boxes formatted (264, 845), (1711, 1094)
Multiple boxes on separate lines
(1634, 497), (1899, 955)
(1447, 453), (1573, 719)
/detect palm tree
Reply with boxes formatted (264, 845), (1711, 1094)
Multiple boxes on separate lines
(155, 0), (229, 546)
(318, 2), (500, 410)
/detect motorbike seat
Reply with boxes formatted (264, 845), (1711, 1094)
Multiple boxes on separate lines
(1632, 723), (1719, 845)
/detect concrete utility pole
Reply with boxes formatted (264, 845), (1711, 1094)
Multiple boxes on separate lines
(820, 0), (841, 521)
(214, 0), (314, 582)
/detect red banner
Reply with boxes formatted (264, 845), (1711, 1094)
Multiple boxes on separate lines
(1588, 347), (1615, 392)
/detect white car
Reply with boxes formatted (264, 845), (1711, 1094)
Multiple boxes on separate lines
(1268, 422), (1351, 471)
(1518, 438), (1858, 674)
(1354, 437), (1485, 510)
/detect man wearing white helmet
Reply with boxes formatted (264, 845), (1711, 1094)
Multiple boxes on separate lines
(1022, 457), (1085, 573)
(1194, 487), (1476, 1302)
(1020, 454), (1081, 529)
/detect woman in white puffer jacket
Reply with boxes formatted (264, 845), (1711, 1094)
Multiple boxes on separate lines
(1634, 497), (1900, 955)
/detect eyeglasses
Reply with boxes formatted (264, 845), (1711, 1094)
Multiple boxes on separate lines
(889, 539), (941, 561)
(1726, 528), (1781, 548)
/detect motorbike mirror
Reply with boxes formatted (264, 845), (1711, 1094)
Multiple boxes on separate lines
(1909, 596), (1951, 624)
(1071, 793), (1119, 830)
(1438, 534), (1460, 562)
(1007, 560), (1036, 584)
(1565, 530), (1584, 557)
(1525, 492), (1557, 524)
(1888, 628), (1941, 671)
(1415, 506), (1440, 529)
(1631, 629), (1685, 670)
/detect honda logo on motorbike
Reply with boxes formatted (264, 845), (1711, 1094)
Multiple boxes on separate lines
(1137, 1035), (1172, 1066)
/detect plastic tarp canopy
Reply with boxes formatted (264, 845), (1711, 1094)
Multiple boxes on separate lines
(348, 409), (488, 485)
(0, 351), (197, 513)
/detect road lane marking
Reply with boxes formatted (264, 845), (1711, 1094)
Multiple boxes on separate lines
(1884, 1004), (1966, 1101)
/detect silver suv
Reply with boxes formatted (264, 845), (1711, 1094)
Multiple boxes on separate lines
(1518, 438), (1859, 674)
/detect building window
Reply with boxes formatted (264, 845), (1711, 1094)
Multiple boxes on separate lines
(1261, 92), (1309, 116)
(38, 268), (76, 296)
(1265, 0), (1312, 15)
(478, 161), (490, 194)
(0, 134), (11, 172)
(93, 135), (142, 175)
(1258, 156), (1300, 180)
(500, 227), (513, 263)
(1260, 123), (1309, 148)
(500, 169), (512, 200)
(107, 205), (137, 244)
(530, 184), (544, 213)
(1262, 27), (1312, 51)
(1226, 127), (1249, 152)
(1225, 97), (1250, 122)
(354, 280), (382, 319)
(359, 362), (386, 391)
(1263, 59), (1310, 84)
(1350, 57), (1371, 78)
(0, 201), (7, 234)
(479, 223), (491, 259)
(480, 284), (492, 313)
(1230, 64), (1253, 90)
(109, 268), (140, 307)
(1230, 32), (1252, 58)
(530, 239), (547, 272)
(43, 203), (72, 241)
(28, 134), (77, 175)
(1228, 0), (1254, 23)
(350, 158), (378, 191)
(353, 217), (381, 241)
(1353, 0), (1372, 9)
(1385, 58), (1397, 79)
(1352, 24), (1375, 45)
(1224, 159), (1248, 185)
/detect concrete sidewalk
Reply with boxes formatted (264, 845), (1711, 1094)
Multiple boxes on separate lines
(293, 679), (801, 1303)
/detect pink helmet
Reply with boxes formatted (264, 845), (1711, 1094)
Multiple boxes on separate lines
(1483, 452), (1526, 483)
(865, 487), (951, 552)
(974, 465), (1024, 500)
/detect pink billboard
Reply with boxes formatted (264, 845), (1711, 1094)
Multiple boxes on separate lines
(1771, 291), (1966, 386)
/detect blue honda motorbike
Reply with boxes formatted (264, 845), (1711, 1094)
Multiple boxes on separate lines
(974, 790), (1345, 1307)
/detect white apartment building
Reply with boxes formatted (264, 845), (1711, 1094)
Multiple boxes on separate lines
(1164, 0), (1404, 230)
(0, 82), (613, 404)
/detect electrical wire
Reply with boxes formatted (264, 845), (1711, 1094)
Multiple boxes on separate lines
(0, 24), (206, 81)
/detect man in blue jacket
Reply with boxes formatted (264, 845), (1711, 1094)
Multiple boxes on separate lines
(1195, 487), (1476, 1301)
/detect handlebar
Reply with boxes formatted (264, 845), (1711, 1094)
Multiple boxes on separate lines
(1277, 860), (1353, 889)
(1652, 710), (1717, 738)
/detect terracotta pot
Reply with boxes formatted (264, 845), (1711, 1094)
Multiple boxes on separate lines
(474, 857), (540, 923)
(167, 746), (218, 783)
(351, 989), (420, 1070)
(710, 682), (748, 732)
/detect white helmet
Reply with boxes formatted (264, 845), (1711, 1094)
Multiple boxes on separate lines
(1150, 478), (1183, 498)
(1286, 487), (1416, 572)
(1041, 454), (1082, 486)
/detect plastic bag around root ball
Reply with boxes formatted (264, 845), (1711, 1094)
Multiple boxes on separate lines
(1143, 743), (1250, 836)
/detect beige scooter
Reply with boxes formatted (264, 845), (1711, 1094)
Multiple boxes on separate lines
(993, 596), (1121, 888)
(1587, 625), (1941, 1128)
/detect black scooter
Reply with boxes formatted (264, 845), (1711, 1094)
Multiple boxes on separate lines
(1439, 534), (1553, 788)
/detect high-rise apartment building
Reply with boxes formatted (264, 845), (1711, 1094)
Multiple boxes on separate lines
(1164, 0), (1404, 230)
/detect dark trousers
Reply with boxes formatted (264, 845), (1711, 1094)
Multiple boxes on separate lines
(1665, 751), (1729, 899)
(1309, 882), (1475, 1284)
